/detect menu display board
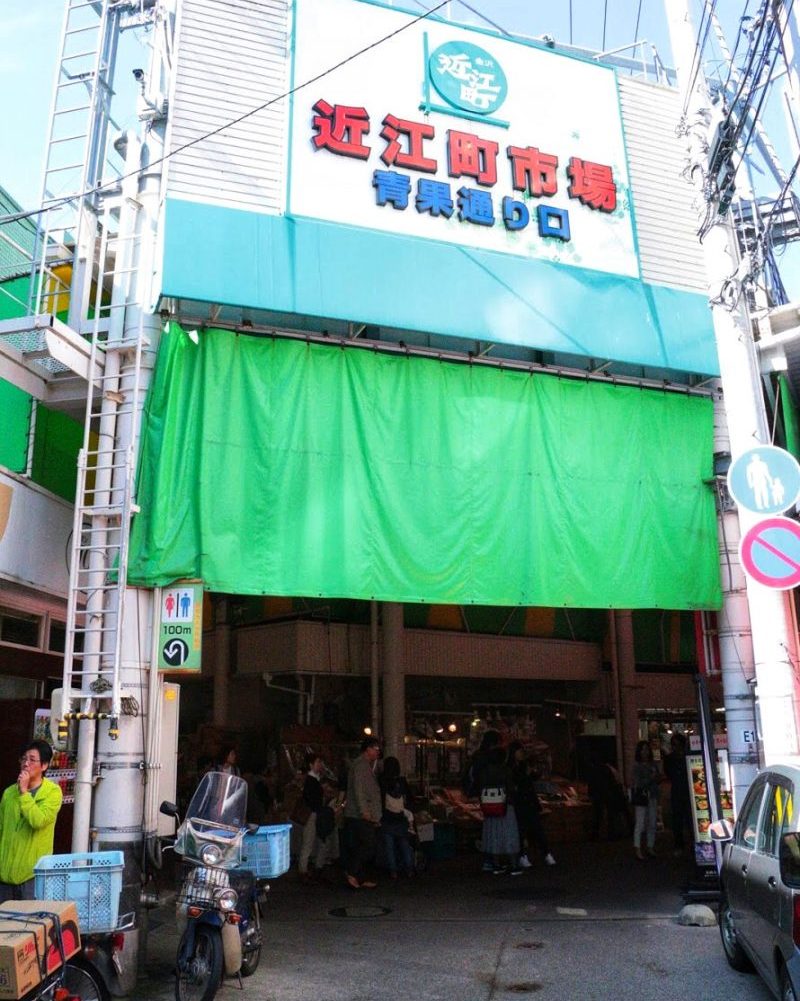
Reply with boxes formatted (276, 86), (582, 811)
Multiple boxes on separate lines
(687, 752), (734, 864)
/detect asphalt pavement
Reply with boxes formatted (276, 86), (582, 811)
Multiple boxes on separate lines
(134, 837), (774, 1001)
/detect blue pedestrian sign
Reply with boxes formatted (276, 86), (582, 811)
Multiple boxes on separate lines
(727, 445), (800, 515)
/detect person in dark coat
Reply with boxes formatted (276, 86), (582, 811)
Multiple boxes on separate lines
(662, 733), (692, 854)
(508, 741), (556, 867)
(297, 753), (326, 880)
(587, 755), (630, 840)
(379, 756), (414, 879)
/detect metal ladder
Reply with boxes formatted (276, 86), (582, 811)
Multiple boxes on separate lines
(60, 184), (149, 739)
(31, 0), (120, 322)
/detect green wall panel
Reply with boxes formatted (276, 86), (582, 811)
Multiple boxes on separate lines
(0, 380), (32, 473)
(31, 406), (83, 502)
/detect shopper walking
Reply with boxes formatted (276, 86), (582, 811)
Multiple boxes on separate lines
(297, 753), (326, 881)
(379, 756), (415, 879)
(508, 742), (555, 868)
(587, 755), (630, 840)
(0, 740), (63, 900)
(343, 736), (382, 889)
(463, 729), (501, 873)
(631, 740), (660, 860)
(476, 745), (520, 875)
(219, 745), (241, 777)
(663, 733), (692, 855)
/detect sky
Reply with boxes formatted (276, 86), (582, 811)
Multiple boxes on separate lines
(1, 0), (798, 292)
(0, 0), (691, 211)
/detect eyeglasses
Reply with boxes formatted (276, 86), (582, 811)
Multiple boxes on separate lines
(19, 755), (41, 765)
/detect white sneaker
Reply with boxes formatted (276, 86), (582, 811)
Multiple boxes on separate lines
(544, 853), (557, 866)
(519, 854), (532, 869)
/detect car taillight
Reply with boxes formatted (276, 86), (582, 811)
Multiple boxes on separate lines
(111, 932), (125, 953)
(793, 894), (800, 948)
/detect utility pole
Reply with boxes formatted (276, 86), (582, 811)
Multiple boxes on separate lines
(665, 0), (800, 780)
(774, 0), (800, 152)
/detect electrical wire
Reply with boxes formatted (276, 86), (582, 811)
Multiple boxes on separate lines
(720, 0), (754, 94)
(450, 0), (511, 37)
(681, 0), (720, 117)
(0, 0), (452, 228)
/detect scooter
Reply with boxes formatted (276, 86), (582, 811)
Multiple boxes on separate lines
(160, 771), (264, 1001)
(62, 928), (130, 1001)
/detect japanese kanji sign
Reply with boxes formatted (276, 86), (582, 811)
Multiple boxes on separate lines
(291, 0), (637, 278)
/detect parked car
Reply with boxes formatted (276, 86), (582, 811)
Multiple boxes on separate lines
(712, 764), (800, 1001)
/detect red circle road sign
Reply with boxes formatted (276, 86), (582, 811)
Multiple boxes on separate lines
(739, 516), (800, 590)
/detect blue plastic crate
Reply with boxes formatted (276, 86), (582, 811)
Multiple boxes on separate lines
(34, 850), (124, 933)
(240, 824), (291, 879)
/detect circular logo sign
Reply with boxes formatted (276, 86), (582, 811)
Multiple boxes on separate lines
(162, 638), (190, 667)
(727, 445), (800, 516)
(739, 516), (800, 590)
(428, 42), (508, 116)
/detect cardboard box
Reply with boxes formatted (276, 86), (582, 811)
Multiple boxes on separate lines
(0, 900), (80, 1000)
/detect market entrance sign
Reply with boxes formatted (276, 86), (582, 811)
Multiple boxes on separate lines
(739, 517), (800, 590)
(158, 582), (203, 670)
(292, 0), (636, 278)
(727, 445), (800, 515)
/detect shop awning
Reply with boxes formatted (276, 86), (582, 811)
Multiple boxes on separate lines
(128, 323), (721, 610)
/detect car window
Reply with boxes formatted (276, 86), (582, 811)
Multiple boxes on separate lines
(759, 781), (792, 855)
(776, 783), (800, 885)
(735, 779), (766, 849)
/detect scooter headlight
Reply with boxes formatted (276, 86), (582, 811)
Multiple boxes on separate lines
(214, 887), (238, 911)
(200, 843), (222, 865)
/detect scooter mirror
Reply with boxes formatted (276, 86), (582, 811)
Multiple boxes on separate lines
(160, 800), (178, 817)
(709, 818), (734, 841)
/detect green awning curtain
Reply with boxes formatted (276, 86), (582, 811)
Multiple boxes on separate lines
(128, 323), (721, 610)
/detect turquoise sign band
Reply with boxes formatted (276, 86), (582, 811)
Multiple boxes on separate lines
(161, 197), (719, 376)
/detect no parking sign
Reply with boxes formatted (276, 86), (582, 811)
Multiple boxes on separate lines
(739, 517), (800, 590)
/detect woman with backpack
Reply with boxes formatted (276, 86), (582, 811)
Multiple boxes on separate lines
(475, 745), (521, 875)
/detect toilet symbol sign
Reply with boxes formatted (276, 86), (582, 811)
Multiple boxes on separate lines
(727, 445), (800, 515)
(158, 582), (203, 671)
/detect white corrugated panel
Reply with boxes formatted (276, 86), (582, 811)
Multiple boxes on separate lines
(618, 77), (709, 293)
(166, 0), (290, 213)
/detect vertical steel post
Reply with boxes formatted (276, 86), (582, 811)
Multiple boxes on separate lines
(665, 0), (800, 770)
(381, 602), (405, 759)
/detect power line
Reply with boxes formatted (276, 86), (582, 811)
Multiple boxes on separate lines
(0, 0), (452, 229)
(681, 0), (721, 117)
(633, 0), (643, 45)
(450, 0), (511, 37)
